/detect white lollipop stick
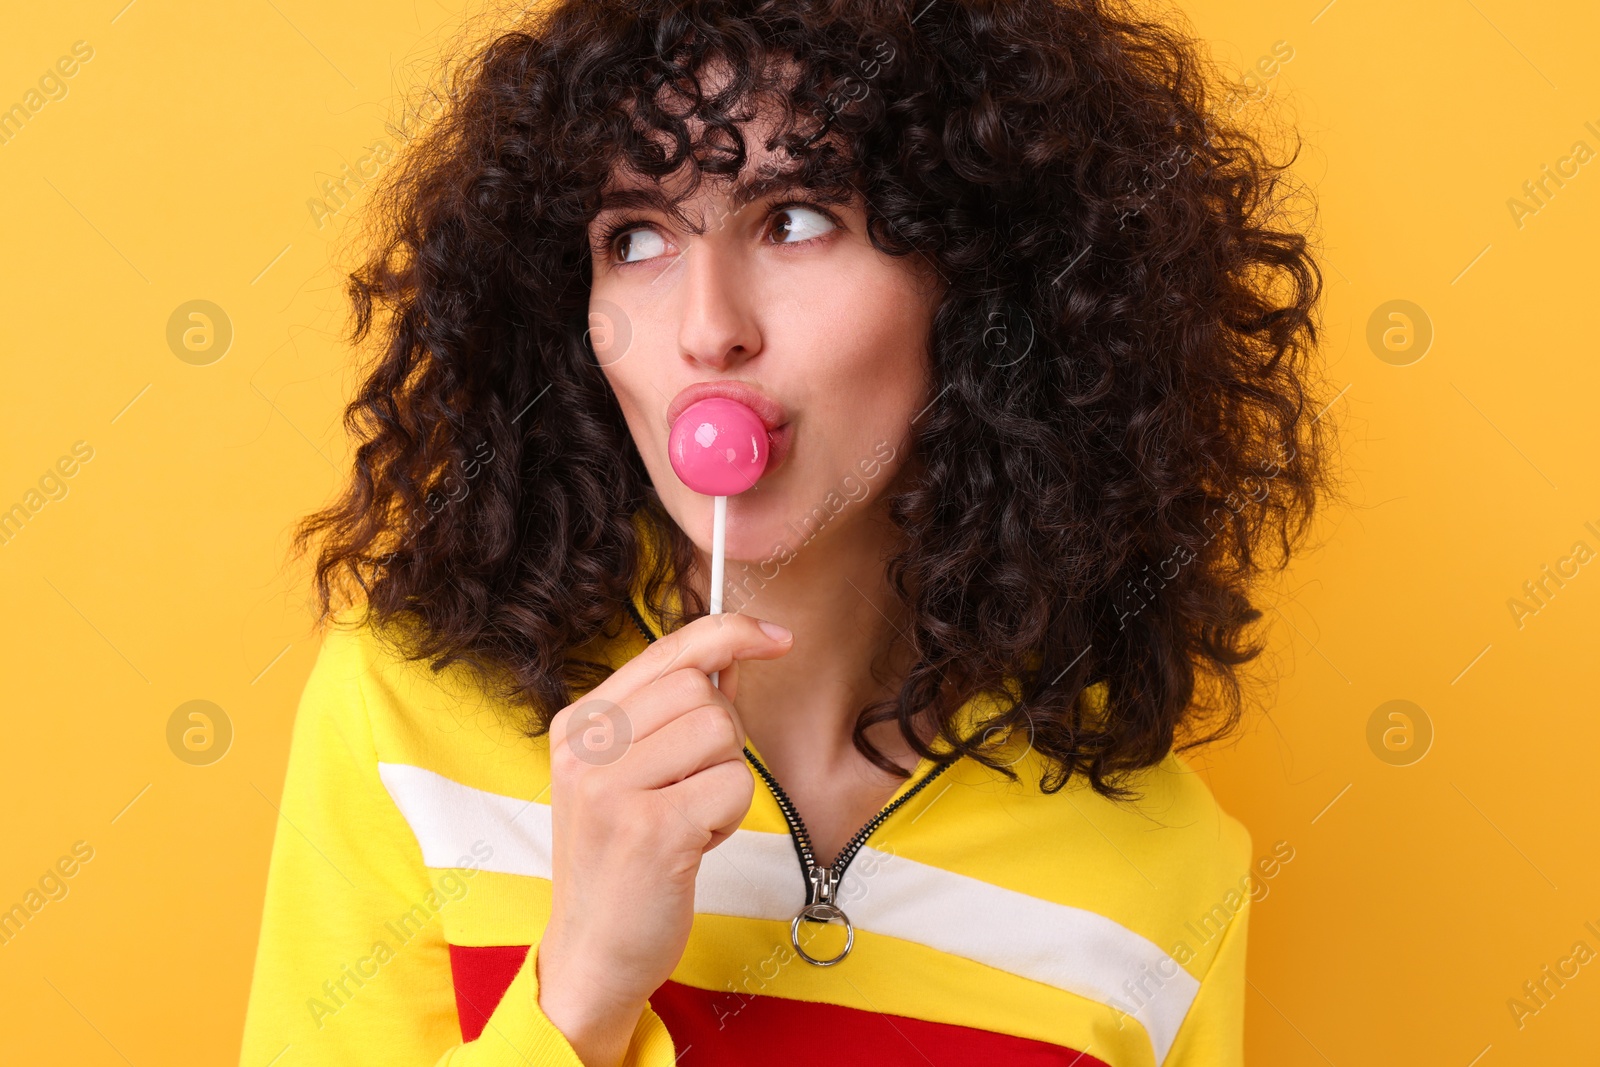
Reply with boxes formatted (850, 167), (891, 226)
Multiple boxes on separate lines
(709, 493), (726, 689)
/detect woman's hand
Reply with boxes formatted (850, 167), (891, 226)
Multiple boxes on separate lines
(536, 611), (794, 1066)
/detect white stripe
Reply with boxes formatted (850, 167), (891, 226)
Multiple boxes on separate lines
(378, 761), (1198, 1063)
(379, 761), (556, 877)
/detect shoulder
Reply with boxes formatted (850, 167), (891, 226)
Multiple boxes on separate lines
(1097, 749), (1255, 891)
(305, 608), (561, 801)
(1050, 747), (1255, 974)
(911, 738), (1256, 977)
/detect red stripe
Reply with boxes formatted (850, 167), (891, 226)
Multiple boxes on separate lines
(651, 978), (1110, 1065)
(449, 944), (1107, 1064)
(448, 943), (530, 1042)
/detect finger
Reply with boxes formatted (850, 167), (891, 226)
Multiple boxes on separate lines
(656, 759), (755, 846)
(614, 702), (745, 791)
(628, 665), (749, 747)
(716, 656), (740, 705)
(556, 667), (746, 770)
(591, 611), (791, 707)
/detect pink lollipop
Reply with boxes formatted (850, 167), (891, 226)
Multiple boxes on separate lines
(668, 397), (770, 495)
(668, 397), (771, 688)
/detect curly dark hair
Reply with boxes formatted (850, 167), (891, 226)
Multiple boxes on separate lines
(290, 0), (1334, 801)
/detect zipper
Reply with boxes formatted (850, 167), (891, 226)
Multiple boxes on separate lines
(623, 598), (957, 966)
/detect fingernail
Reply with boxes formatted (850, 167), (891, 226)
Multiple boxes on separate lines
(757, 619), (792, 642)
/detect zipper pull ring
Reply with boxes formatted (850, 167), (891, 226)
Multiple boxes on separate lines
(791, 865), (854, 966)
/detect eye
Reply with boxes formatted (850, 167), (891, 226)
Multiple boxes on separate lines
(769, 204), (837, 245)
(614, 226), (670, 264)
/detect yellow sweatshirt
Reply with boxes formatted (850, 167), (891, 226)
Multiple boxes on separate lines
(239, 558), (1254, 1066)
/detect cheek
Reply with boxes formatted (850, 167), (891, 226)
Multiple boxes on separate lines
(825, 279), (932, 429)
(800, 343), (926, 491)
(599, 364), (654, 447)
(586, 298), (633, 366)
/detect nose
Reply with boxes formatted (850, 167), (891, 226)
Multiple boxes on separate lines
(673, 237), (761, 372)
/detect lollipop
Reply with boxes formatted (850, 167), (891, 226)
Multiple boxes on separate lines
(668, 397), (770, 688)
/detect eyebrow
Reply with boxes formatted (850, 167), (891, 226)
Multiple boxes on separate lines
(593, 169), (854, 234)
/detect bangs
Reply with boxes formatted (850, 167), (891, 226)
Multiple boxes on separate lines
(574, 17), (880, 225)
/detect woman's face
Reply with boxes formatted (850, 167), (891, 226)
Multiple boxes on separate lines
(586, 122), (942, 566)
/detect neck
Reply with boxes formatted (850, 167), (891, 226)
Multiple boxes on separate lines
(686, 504), (923, 782)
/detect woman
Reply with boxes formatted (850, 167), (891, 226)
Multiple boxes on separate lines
(240, 0), (1329, 1064)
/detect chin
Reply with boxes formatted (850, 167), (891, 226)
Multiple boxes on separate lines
(666, 484), (813, 567)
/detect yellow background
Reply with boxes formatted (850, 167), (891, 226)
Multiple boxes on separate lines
(1, 0), (1595, 1063)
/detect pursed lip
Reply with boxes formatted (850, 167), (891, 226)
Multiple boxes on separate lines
(664, 380), (789, 434)
(664, 380), (793, 480)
